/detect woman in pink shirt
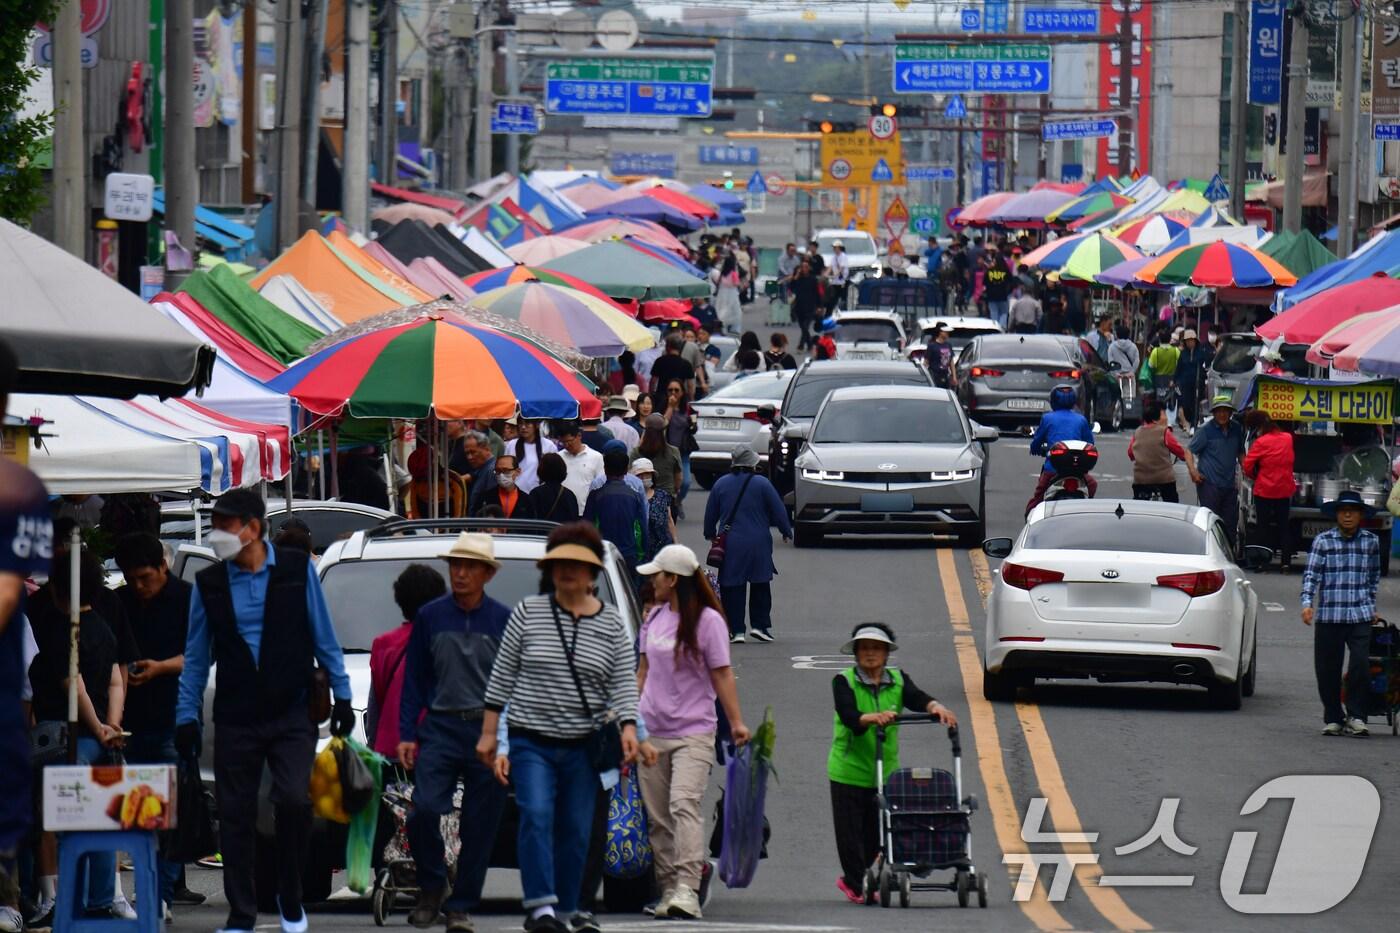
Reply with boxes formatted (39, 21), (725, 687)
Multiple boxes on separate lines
(636, 545), (751, 921)
(1242, 410), (1298, 570)
(367, 564), (446, 759)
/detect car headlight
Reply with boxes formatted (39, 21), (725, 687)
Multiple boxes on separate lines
(930, 468), (978, 481)
(802, 468), (845, 481)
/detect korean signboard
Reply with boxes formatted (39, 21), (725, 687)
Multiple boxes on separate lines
(1095, 0), (1152, 177)
(1023, 7), (1098, 34)
(545, 59), (713, 117)
(102, 172), (154, 222)
(609, 152), (677, 177)
(1255, 377), (1396, 424)
(893, 43), (1052, 94)
(698, 145), (759, 165)
(1042, 119), (1116, 141)
(1373, 21), (1400, 118)
(1248, 1), (1284, 105)
(819, 131), (905, 187)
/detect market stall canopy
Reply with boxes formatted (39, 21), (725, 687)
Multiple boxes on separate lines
(152, 294), (285, 381)
(554, 217), (688, 254)
(1306, 309), (1400, 367)
(954, 192), (1017, 226)
(1247, 171), (1330, 209)
(1273, 229), (1400, 309)
(505, 234), (592, 264)
(178, 264), (324, 363)
(0, 220), (215, 397)
(183, 353), (296, 429)
(1153, 223), (1271, 257)
(1133, 241), (1295, 288)
(465, 281), (654, 357)
(1053, 235), (1143, 282)
(1045, 190), (1134, 224)
(1111, 214), (1190, 254)
(1093, 256), (1159, 289)
(585, 194), (704, 233)
(462, 265), (632, 313)
(406, 258), (476, 302)
(539, 241), (713, 300)
(13, 394), (208, 494)
(1259, 230), (1338, 279)
(635, 185), (720, 220)
(250, 231), (415, 322)
(256, 275), (344, 334)
(985, 188), (1080, 227)
(1259, 274), (1400, 344)
(369, 182), (466, 218)
(494, 176), (588, 228)
(459, 226), (516, 268)
(325, 230), (436, 303)
(373, 220), (490, 277)
(623, 237), (706, 278)
(1332, 312), (1400, 374)
(371, 201), (459, 227)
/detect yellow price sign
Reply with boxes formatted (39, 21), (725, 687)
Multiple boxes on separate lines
(1255, 377), (1397, 425)
(820, 131), (904, 187)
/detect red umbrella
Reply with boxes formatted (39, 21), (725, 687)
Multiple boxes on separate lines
(640, 186), (719, 220)
(1256, 273), (1400, 345)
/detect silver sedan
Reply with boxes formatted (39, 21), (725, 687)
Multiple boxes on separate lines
(690, 369), (795, 489)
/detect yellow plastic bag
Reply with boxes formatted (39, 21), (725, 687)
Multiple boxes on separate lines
(309, 738), (350, 824)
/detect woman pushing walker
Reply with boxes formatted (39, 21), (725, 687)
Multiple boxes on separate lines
(827, 623), (957, 903)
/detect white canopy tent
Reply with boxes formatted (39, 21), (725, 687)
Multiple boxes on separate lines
(257, 274), (345, 333)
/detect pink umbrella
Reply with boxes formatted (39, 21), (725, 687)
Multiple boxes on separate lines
(505, 235), (592, 264)
(1305, 310), (1398, 366)
(559, 217), (688, 254)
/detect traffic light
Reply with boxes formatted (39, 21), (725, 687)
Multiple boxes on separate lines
(723, 171), (734, 190)
(820, 120), (834, 134)
(881, 103), (897, 118)
(808, 120), (857, 133)
(1264, 112), (1278, 146)
(869, 102), (922, 119)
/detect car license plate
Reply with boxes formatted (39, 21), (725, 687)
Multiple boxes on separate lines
(703, 417), (741, 431)
(1068, 583), (1149, 608)
(846, 350), (885, 360)
(861, 493), (914, 512)
(1301, 520), (1332, 539)
(1007, 398), (1048, 411)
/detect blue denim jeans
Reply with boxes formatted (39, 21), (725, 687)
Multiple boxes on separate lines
(124, 729), (181, 907)
(508, 734), (598, 914)
(679, 451), (692, 506)
(988, 299), (1010, 331)
(70, 734), (116, 911)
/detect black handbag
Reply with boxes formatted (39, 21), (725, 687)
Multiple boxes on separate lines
(706, 473), (754, 568)
(552, 600), (623, 772)
(164, 756), (217, 863)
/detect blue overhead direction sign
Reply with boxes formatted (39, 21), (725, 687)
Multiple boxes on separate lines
(1374, 124), (1400, 141)
(490, 101), (541, 135)
(961, 9), (981, 30)
(944, 95), (968, 119)
(1203, 173), (1230, 202)
(1023, 7), (1098, 34)
(906, 164), (957, 182)
(1041, 119), (1116, 141)
(893, 43), (1053, 94)
(746, 170), (767, 194)
(698, 144), (758, 165)
(871, 158), (894, 182)
(545, 59), (714, 117)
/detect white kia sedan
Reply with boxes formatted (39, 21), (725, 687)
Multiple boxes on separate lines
(981, 499), (1269, 709)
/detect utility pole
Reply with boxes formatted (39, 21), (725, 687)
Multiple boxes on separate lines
(1116, 0), (1134, 175)
(862, 0), (872, 101)
(450, 44), (470, 189)
(51, 0), (84, 259)
(302, 0), (328, 208)
(166, 0), (197, 285)
(473, 1), (495, 183)
(1228, 0), (1247, 221)
(955, 119), (965, 205)
(1337, 7), (1363, 254)
(379, 0), (399, 182)
(1282, 6), (1308, 233)
(505, 16), (521, 175)
(276, 0), (306, 252)
(241, 1), (258, 203)
(343, 0), (371, 232)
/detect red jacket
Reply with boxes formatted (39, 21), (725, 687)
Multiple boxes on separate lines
(369, 623), (413, 758)
(1242, 430), (1297, 499)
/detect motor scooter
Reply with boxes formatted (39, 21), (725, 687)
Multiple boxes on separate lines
(1042, 440), (1098, 502)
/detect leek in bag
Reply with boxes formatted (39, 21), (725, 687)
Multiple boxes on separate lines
(344, 737), (386, 894)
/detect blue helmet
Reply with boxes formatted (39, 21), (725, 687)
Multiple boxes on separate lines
(816, 317), (838, 334)
(1049, 384), (1078, 411)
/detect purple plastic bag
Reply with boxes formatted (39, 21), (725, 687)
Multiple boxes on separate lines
(718, 744), (770, 888)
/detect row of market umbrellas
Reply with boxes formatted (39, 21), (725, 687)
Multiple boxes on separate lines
(1020, 231), (1298, 290)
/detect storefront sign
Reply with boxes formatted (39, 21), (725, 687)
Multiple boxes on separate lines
(1255, 377), (1396, 424)
(1374, 21), (1400, 117)
(1248, 1), (1284, 105)
(1095, 1), (1152, 176)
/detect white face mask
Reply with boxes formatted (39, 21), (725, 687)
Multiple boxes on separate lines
(640, 475), (654, 490)
(207, 527), (247, 561)
(497, 473), (517, 490)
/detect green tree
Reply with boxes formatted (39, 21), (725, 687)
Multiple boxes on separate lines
(0, 1), (60, 223)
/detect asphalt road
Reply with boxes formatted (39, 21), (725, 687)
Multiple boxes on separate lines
(166, 305), (1400, 932)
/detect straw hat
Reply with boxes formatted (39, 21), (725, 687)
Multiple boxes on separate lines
(537, 543), (604, 568)
(441, 532), (500, 568)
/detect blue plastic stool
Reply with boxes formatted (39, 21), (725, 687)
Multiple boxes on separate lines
(55, 831), (159, 933)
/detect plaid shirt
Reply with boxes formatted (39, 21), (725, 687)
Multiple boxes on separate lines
(1300, 527), (1380, 623)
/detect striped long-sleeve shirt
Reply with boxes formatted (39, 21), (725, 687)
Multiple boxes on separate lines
(1300, 527), (1380, 623)
(483, 595), (639, 740)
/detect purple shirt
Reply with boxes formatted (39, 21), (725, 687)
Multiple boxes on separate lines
(639, 605), (730, 738)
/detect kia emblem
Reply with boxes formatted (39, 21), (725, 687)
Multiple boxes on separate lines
(1101, 569), (1119, 579)
(877, 462), (898, 471)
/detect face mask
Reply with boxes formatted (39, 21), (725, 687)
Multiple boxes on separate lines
(208, 527), (247, 561)
(497, 473), (517, 490)
(641, 475), (654, 490)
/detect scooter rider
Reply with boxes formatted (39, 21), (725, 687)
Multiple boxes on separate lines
(1026, 385), (1096, 515)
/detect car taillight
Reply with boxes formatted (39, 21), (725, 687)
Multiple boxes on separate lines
(744, 409), (775, 423)
(1048, 369), (1081, 379)
(1001, 562), (1065, 591)
(1155, 570), (1225, 597)
(970, 366), (1005, 378)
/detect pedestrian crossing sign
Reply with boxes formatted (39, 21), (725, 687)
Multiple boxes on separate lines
(945, 95), (967, 120)
(1203, 173), (1229, 202)
(871, 158), (894, 182)
(746, 170), (767, 194)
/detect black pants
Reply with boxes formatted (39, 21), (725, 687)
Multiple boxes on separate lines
(1196, 480), (1239, 544)
(1314, 621), (1372, 725)
(213, 704), (317, 930)
(1252, 496), (1293, 565)
(721, 582), (771, 636)
(829, 781), (878, 891)
(795, 309), (814, 349)
(1133, 482), (1178, 502)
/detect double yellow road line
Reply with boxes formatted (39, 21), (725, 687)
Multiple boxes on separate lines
(937, 549), (1152, 933)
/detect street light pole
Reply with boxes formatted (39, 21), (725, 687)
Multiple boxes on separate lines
(166, 0), (197, 286)
(473, 1), (495, 183)
(343, 0), (371, 232)
(51, 0), (84, 259)
(1282, 7), (1308, 233)
(1228, 0), (1247, 221)
(1337, 8), (1363, 254)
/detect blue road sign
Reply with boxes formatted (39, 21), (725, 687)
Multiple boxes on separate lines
(1375, 124), (1400, 141)
(1061, 163), (1084, 183)
(983, 0), (1009, 33)
(746, 170), (767, 194)
(894, 44), (1053, 94)
(1022, 7), (1098, 33)
(545, 59), (713, 117)
(698, 144), (758, 165)
(490, 102), (541, 135)
(1041, 119), (1116, 141)
(944, 95), (968, 119)
(911, 215), (937, 235)
(1203, 173), (1230, 202)
(906, 164), (957, 181)
(871, 158), (894, 182)
(980, 161), (1000, 197)
(609, 152), (677, 177)
(961, 9), (981, 30)
(1248, 1), (1284, 105)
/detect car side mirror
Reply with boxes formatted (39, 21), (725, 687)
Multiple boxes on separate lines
(972, 423), (998, 443)
(1241, 544), (1273, 570)
(756, 404), (777, 424)
(982, 537), (1013, 559)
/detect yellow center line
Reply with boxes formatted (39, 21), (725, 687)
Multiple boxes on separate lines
(967, 550), (1153, 933)
(937, 549), (1073, 932)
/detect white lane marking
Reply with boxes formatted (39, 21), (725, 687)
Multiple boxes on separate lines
(1263, 602), (1286, 612)
(791, 654), (853, 670)
(499, 925), (855, 932)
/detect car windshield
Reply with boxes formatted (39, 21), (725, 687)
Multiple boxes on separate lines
(813, 397), (967, 444)
(923, 327), (993, 348)
(705, 371), (792, 401)
(817, 233), (876, 256)
(1212, 337), (1260, 374)
(975, 336), (1070, 365)
(834, 320), (901, 347)
(787, 372), (929, 418)
(1024, 514), (1207, 554)
(321, 556), (621, 651)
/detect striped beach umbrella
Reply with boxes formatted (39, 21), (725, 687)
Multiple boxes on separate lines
(1133, 241), (1298, 288)
(465, 281), (654, 357)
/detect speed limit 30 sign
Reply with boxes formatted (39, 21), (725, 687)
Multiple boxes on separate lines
(868, 114), (897, 140)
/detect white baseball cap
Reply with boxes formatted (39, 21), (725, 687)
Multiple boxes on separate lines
(637, 543), (700, 576)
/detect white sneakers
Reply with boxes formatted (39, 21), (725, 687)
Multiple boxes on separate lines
(1322, 722), (1343, 735)
(0, 906), (23, 932)
(111, 896), (138, 920)
(1345, 717), (1370, 736)
(656, 885), (702, 920)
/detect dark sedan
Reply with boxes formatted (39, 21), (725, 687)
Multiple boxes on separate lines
(1052, 335), (1138, 432)
(954, 334), (1087, 428)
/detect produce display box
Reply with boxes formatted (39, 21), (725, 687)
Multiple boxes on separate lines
(42, 764), (177, 832)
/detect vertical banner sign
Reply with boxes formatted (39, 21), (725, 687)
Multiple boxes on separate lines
(1373, 21), (1400, 120)
(1096, 0), (1153, 177)
(1249, 1), (1284, 104)
(983, 0), (1009, 33)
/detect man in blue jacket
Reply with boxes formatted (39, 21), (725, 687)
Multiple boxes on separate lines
(1026, 385), (1096, 514)
(584, 450), (649, 579)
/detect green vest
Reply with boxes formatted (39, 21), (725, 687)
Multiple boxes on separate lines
(827, 667), (904, 788)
